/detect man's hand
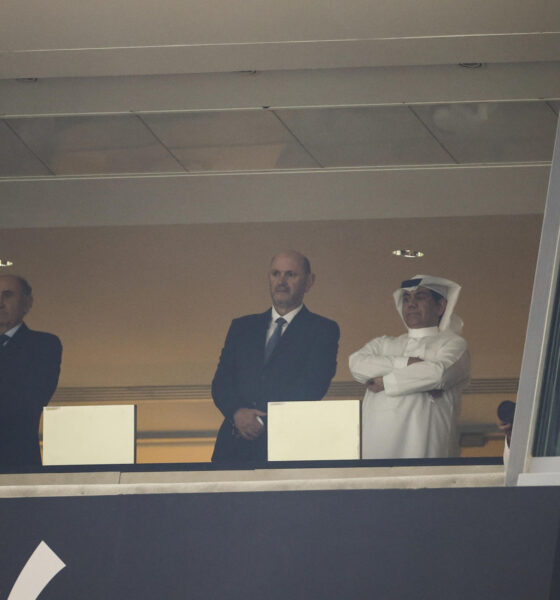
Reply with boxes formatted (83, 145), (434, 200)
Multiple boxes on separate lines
(233, 408), (266, 441)
(366, 377), (384, 393)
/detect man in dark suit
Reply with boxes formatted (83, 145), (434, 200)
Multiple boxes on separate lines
(211, 250), (339, 464)
(0, 275), (62, 467)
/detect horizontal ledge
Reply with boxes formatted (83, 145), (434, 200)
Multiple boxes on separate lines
(50, 378), (520, 404)
(0, 162), (553, 184)
(0, 465), (505, 497)
(1, 63), (559, 118)
(2, 33), (560, 79)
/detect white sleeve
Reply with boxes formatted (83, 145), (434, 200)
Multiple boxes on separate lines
(349, 336), (408, 384)
(384, 335), (470, 396)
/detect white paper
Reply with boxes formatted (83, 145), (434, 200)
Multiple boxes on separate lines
(43, 404), (136, 465)
(268, 400), (360, 461)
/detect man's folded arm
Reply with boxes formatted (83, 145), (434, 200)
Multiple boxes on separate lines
(384, 338), (469, 397)
(349, 336), (406, 384)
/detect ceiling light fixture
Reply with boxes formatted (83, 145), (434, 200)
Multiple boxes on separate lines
(392, 249), (424, 258)
(0, 259), (14, 267)
(459, 62), (484, 69)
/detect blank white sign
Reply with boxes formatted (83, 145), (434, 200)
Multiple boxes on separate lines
(267, 400), (360, 461)
(42, 405), (136, 465)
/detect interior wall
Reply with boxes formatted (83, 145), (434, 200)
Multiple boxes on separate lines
(1, 213), (542, 388)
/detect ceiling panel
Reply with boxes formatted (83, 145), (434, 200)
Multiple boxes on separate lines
(0, 120), (51, 176)
(275, 106), (454, 167)
(5, 115), (184, 175)
(1, 101), (557, 179)
(142, 111), (318, 171)
(413, 102), (558, 164)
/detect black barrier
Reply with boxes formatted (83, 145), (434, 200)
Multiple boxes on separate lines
(1, 485), (559, 599)
(0, 455), (503, 475)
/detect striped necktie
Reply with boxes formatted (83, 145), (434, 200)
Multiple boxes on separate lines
(264, 317), (286, 363)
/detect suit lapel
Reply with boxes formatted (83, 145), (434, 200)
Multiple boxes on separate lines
(1, 322), (28, 358)
(248, 310), (270, 371)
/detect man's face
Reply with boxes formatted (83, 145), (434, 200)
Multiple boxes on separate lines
(401, 286), (446, 329)
(0, 276), (32, 334)
(268, 253), (314, 315)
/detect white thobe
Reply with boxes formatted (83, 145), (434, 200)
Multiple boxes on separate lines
(349, 326), (470, 459)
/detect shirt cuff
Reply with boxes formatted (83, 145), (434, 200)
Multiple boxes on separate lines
(383, 372), (398, 395)
(393, 356), (409, 369)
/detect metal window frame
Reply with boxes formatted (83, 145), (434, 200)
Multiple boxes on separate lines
(507, 116), (560, 486)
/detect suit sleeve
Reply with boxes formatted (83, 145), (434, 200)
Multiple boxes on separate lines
(278, 318), (340, 401)
(211, 320), (248, 421)
(0, 334), (62, 420)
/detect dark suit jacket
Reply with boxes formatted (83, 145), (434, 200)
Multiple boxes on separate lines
(0, 323), (62, 467)
(211, 306), (339, 464)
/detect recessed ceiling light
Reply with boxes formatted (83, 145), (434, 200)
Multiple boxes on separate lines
(459, 62), (484, 69)
(0, 259), (14, 267)
(392, 249), (424, 258)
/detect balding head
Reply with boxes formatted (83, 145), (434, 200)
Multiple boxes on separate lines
(270, 250), (311, 275)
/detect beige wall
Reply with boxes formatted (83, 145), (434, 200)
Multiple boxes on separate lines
(1, 213), (541, 388)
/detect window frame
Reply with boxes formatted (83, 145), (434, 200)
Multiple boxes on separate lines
(507, 116), (560, 486)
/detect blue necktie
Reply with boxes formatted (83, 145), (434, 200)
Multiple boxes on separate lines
(264, 317), (286, 363)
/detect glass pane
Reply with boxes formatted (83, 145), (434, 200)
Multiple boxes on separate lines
(533, 271), (560, 456)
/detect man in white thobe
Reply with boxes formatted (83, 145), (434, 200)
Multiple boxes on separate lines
(349, 275), (470, 459)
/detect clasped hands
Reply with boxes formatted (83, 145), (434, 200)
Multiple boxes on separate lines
(365, 356), (442, 399)
(233, 407), (266, 440)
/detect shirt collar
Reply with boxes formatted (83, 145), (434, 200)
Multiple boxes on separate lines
(271, 304), (304, 326)
(407, 326), (439, 338)
(3, 323), (23, 338)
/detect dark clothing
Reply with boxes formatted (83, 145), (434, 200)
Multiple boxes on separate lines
(211, 306), (339, 464)
(0, 323), (62, 467)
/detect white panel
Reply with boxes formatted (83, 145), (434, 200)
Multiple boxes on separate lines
(517, 472), (560, 485)
(1, 1), (559, 78)
(276, 107), (453, 166)
(0, 165), (549, 228)
(3, 35), (560, 80)
(142, 111), (318, 171)
(4, 0), (560, 51)
(2, 65), (560, 118)
(0, 120), (50, 176)
(6, 115), (184, 175)
(3, 0), (559, 49)
(414, 102), (558, 164)
(43, 405), (136, 465)
(268, 400), (360, 461)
